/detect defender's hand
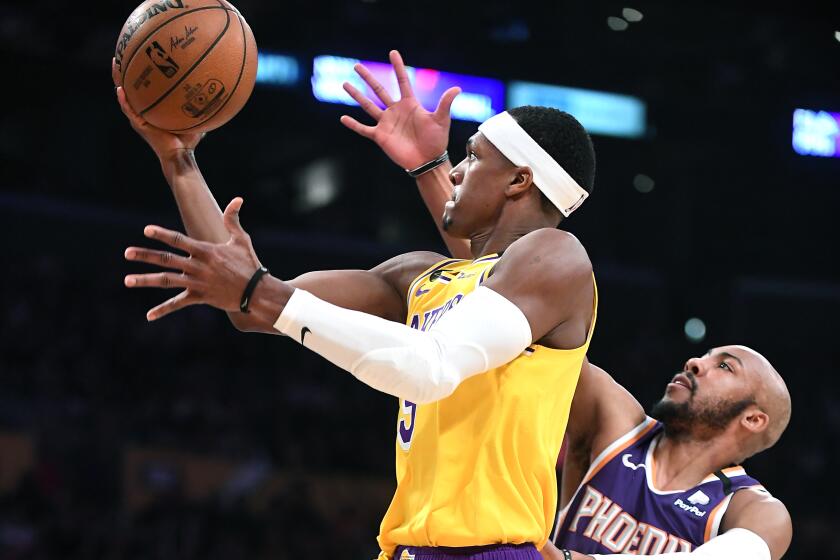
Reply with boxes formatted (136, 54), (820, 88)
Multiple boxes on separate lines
(539, 541), (595, 560)
(339, 50), (460, 170)
(112, 57), (205, 161)
(124, 198), (271, 321)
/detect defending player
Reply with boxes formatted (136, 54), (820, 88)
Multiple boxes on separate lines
(538, 350), (792, 560)
(115, 51), (598, 559)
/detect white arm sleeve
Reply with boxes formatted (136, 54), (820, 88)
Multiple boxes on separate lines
(273, 286), (532, 404)
(590, 528), (770, 560)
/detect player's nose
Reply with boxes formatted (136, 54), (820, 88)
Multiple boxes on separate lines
(683, 357), (703, 376)
(449, 168), (463, 186)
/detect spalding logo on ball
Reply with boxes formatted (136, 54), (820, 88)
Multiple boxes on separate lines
(114, 0), (258, 133)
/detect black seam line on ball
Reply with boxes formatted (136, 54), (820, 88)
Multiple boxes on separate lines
(167, 10), (249, 132)
(121, 6), (225, 86)
(138, 8), (232, 116)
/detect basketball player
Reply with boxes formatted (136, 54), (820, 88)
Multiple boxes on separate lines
(342, 65), (794, 560)
(534, 349), (793, 560)
(114, 50), (598, 560)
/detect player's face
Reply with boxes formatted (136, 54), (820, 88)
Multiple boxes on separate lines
(668, 347), (755, 401)
(651, 346), (761, 439)
(443, 132), (516, 239)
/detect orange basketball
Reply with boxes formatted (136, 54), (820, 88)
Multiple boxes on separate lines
(114, 0), (258, 133)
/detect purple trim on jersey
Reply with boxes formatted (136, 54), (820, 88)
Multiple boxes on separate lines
(554, 418), (763, 554)
(393, 543), (540, 559)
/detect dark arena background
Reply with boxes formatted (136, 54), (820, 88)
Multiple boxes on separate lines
(1, 1), (839, 558)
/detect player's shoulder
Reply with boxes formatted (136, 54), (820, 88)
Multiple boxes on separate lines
(723, 485), (791, 532)
(497, 228), (591, 281)
(510, 228), (589, 263)
(517, 227), (586, 250)
(371, 251), (453, 300)
(379, 250), (452, 271)
(728, 485), (788, 515)
(722, 486), (791, 559)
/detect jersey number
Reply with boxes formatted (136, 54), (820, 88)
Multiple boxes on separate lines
(397, 399), (417, 451)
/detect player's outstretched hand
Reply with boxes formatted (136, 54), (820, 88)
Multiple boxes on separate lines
(124, 198), (265, 321)
(112, 57), (205, 161)
(340, 50), (461, 170)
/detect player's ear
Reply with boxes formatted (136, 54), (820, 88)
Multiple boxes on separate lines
(505, 166), (534, 197)
(741, 406), (769, 435)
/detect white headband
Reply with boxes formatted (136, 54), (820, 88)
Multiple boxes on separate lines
(478, 111), (589, 217)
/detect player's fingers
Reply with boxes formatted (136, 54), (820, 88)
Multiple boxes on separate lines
(115, 86), (147, 129)
(143, 225), (208, 258)
(354, 63), (394, 107)
(115, 86), (132, 116)
(389, 50), (414, 100)
(112, 57), (121, 87)
(124, 272), (191, 289)
(222, 197), (246, 238)
(339, 115), (376, 139)
(343, 82), (383, 120)
(434, 86), (461, 122)
(146, 291), (198, 322)
(124, 247), (197, 273)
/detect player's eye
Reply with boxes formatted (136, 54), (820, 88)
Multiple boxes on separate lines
(719, 361), (732, 371)
(468, 151), (477, 161)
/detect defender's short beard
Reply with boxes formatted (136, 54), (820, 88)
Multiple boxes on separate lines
(651, 396), (756, 441)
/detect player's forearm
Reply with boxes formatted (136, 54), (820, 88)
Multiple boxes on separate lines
(159, 150), (257, 329)
(159, 150), (230, 244)
(415, 163), (472, 259)
(273, 286), (532, 403)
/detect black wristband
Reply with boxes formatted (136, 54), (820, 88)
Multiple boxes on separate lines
(240, 266), (269, 313)
(561, 550), (573, 560)
(405, 151), (449, 178)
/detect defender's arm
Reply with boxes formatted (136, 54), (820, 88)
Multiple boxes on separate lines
(560, 362), (646, 507)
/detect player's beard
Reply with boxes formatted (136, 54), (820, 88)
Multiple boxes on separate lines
(650, 393), (756, 441)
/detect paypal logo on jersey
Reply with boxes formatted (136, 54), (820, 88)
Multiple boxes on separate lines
(687, 490), (710, 506)
(673, 498), (706, 517)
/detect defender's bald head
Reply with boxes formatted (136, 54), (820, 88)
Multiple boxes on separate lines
(725, 345), (791, 453)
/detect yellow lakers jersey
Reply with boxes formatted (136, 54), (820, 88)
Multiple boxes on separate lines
(376, 254), (598, 558)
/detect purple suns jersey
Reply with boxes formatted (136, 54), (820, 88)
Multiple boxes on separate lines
(552, 417), (764, 554)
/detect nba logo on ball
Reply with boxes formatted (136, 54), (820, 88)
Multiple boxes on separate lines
(145, 41), (180, 78)
(114, 0), (258, 133)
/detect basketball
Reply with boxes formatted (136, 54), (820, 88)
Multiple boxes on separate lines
(114, 0), (258, 133)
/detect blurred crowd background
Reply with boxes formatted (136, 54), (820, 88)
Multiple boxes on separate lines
(1, 1), (839, 558)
